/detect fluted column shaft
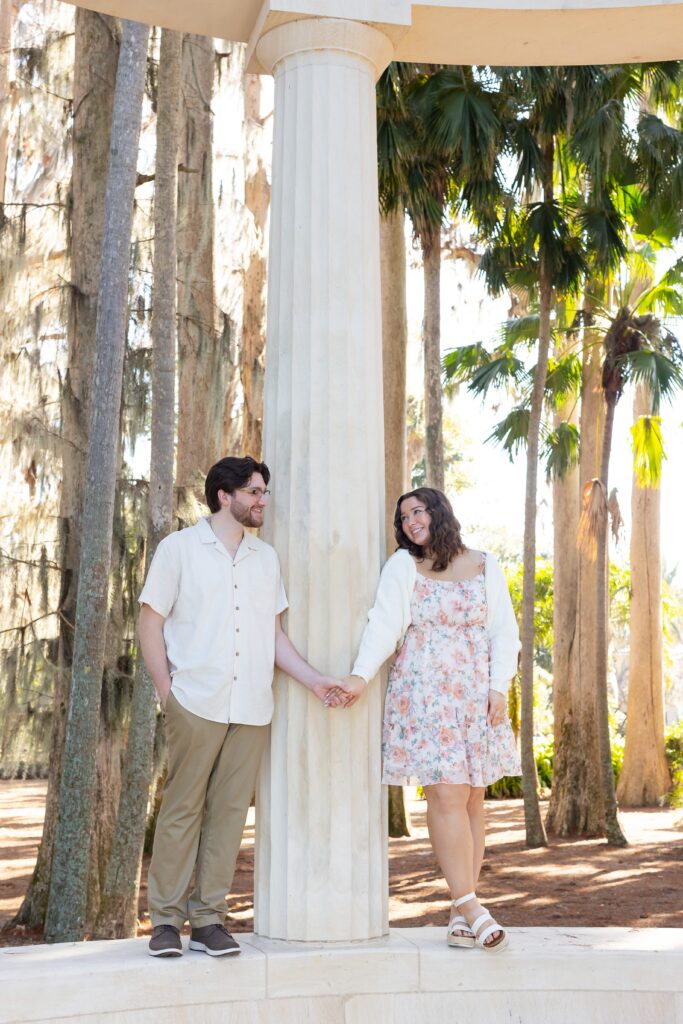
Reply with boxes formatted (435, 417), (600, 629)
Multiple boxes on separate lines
(254, 18), (393, 942)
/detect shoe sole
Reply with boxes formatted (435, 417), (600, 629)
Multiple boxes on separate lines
(148, 947), (182, 957)
(480, 933), (509, 952)
(188, 940), (241, 956)
(447, 935), (475, 948)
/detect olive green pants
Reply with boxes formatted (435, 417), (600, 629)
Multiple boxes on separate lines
(148, 691), (269, 929)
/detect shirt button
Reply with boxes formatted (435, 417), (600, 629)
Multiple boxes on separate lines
(236, 627), (240, 632)
(235, 606), (239, 611)
(236, 651), (240, 656)
(234, 675), (237, 680)
(234, 584), (238, 589)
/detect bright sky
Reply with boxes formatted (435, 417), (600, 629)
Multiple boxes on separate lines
(404, 233), (683, 581)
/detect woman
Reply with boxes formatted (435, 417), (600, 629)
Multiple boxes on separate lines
(341, 488), (521, 950)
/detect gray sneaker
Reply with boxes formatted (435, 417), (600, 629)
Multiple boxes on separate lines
(189, 923), (241, 956)
(148, 924), (182, 957)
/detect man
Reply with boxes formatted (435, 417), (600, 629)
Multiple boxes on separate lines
(138, 455), (343, 957)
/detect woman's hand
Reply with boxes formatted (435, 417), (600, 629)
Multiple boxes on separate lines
(487, 689), (506, 727)
(324, 674), (367, 709)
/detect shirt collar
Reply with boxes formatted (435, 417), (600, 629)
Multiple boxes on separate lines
(196, 517), (259, 562)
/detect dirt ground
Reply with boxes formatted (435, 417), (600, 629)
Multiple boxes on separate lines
(1, 780), (682, 946)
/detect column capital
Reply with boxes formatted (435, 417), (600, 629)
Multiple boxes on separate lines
(255, 17), (394, 81)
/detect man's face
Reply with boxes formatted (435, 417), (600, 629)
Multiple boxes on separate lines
(225, 472), (270, 528)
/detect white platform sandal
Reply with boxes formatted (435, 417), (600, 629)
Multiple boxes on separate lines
(447, 892), (475, 948)
(451, 891), (509, 952)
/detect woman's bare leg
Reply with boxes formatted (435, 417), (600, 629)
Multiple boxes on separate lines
(468, 786), (486, 882)
(424, 782), (501, 945)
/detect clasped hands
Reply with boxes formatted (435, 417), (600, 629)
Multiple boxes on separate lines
(313, 675), (366, 709)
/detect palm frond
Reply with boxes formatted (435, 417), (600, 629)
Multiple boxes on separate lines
(442, 342), (488, 382)
(497, 313), (540, 347)
(543, 420), (580, 481)
(624, 347), (683, 413)
(544, 353), (582, 407)
(577, 478), (607, 562)
(485, 406), (530, 460)
(631, 414), (666, 488)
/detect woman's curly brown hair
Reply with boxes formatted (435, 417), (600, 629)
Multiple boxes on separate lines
(393, 488), (466, 572)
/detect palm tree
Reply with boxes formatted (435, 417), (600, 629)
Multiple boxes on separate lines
(579, 270), (683, 828)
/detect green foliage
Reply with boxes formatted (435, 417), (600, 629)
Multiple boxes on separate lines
(543, 421), (580, 481)
(665, 723), (683, 807)
(507, 560), (554, 672)
(631, 415), (666, 487)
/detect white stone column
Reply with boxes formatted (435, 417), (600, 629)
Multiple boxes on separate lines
(254, 18), (393, 942)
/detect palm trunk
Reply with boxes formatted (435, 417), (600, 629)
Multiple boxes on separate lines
(94, 28), (182, 938)
(617, 385), (670, 806)
(519, 259), (550, 849)
(422, 222), (444, 490)
(381, 207), (410, 838)
(176, 34), (223, 497)
(241, 70), (269, 458)
(546, 313), (604, 835)
(12, 10), (119, 930)
(43, 19), (150, 943)
(595, 392), (627, 845)
(545, 340), (579, 832)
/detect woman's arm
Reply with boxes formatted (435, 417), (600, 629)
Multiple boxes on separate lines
(349, 551), (414, 686)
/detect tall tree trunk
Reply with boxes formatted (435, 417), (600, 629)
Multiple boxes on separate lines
(381, 207), (410, 839)
(422, 222), (444, 490)
(519, 258), (550, 849)
(545, 348), (579, 833)
(44, 18), (150, 943)
(12, 10), (119, 929)
(594, 391), (627, 845)
(94, 28), (182, 938)
(240, 71), (268, 458)
(176, 34), (223, 497)
(546, 319), (604, 835)
(617, 385), (670, 806)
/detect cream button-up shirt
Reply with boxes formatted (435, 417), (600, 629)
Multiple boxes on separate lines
(138, 517), (288, 725)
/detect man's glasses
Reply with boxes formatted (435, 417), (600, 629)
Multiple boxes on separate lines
(237, 487), (271, 500)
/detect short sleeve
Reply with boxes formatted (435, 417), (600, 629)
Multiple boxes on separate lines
(276, 573), (288, 615)
(138, 536), (181, 618)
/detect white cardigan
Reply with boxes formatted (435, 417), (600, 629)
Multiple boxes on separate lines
(351, 549), (520, 694)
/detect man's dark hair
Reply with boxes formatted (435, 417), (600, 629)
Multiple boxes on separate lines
(205, 456), (270, 513)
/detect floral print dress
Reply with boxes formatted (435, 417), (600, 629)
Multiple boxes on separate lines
(382, 560), (521, 787)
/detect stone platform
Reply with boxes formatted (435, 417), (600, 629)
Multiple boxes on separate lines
(2, 927), (683, 1024)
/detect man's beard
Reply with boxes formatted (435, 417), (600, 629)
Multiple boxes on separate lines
(231, 496), (263, 528)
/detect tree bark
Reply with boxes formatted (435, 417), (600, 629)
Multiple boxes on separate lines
(380, 207), (410, 838)
(422, 224), (444, 491)
(176, 34), (224, 497)
(12, 9), (119, 930)
(44, 18), (150, 943)
(240, 71), (269, 458)
(545, 348), (579, 833)
(519, 257), (550, 849)
(594, 392), (627, 845)
(94, 28), (182, 938)
(617, 385), (670, 806)
(546, 321), (605, 836)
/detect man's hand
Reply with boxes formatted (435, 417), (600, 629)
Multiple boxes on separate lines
(487, 689), (506, 727)
(311, 676), (348, 706)
(323, 674), (367, 709)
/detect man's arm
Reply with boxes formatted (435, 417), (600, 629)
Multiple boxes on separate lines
(138, 604), (172, 707)
(274, 615), (346, 705)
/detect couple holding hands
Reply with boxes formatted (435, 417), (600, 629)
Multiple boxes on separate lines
(139, 455), (520, 959)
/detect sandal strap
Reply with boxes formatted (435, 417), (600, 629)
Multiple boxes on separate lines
(470, 911), (494, 935)
(478, 921), (505, 945)
(453, 891), (477, 909)
(448, 913), (474, 935)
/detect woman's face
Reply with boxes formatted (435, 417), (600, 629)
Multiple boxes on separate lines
(400, 496), (431, 547)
